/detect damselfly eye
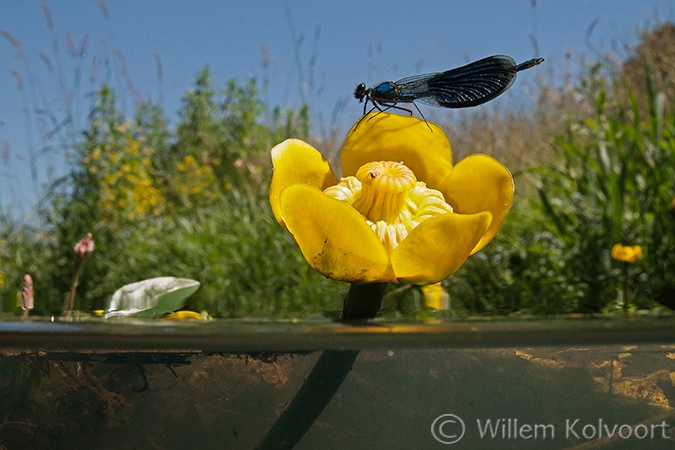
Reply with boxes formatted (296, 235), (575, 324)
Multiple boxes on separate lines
(354, 83), (367, 100)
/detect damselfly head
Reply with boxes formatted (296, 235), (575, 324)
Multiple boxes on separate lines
(354, 83), (367, 102)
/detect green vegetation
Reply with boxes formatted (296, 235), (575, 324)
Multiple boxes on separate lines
(1, 69), (341, 317)
(442, 24), (675, 316)
(1, 23), (674, 318)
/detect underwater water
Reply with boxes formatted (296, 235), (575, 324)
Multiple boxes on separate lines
(1, 317), (675, 449)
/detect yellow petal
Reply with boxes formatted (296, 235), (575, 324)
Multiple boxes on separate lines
(390, 211), (492, 283)
(439, 154), (514, 254)
(165, 310), (203, 320)
(280, 184), (396, 283)
(270, 139), (338, 226)
(341, 113), (453, 188)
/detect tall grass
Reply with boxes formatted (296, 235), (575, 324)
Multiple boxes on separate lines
(535, 72), (675, 311)
(33, 74), (337, 317)
(441, 24), (675, 315)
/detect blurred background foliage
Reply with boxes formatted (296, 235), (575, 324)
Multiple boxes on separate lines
(1, 23), (674, 318)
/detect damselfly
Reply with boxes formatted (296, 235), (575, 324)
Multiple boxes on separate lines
(354, 55), (543, 127)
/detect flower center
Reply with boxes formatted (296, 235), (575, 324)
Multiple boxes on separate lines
(353, 161), (416, 223)
(323, 161), (453, 253)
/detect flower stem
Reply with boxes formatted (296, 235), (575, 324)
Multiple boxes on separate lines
(252, 350), (359, 449)
(340, 282), (388, 321)
(64, 260), (82, 317)
(622, 262), (629, 314)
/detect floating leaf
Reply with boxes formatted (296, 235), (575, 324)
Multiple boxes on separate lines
(104, 277), (200, 318)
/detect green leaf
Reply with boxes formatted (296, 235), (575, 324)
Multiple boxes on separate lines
(104, 277), (201, 318)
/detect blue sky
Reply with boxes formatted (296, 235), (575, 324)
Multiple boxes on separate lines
(1, 0), (674, 219)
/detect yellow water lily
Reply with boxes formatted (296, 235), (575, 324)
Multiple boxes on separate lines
(269, 112), (514, 285)
(611, 244), (643, 263)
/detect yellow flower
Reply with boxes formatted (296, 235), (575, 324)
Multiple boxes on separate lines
(269, 112), (514, 284)
(611, 244), (643, 263)
(422, 282), (450, 310)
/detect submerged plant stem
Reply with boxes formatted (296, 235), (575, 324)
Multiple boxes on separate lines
(252, 350), (360, 450)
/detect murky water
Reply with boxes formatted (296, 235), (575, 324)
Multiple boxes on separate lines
(2, 317), (675, 449)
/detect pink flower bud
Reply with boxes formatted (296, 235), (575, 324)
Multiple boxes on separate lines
(74, 233), (95, 262)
